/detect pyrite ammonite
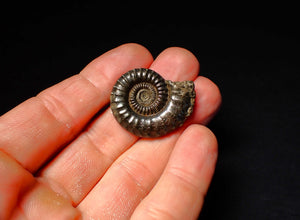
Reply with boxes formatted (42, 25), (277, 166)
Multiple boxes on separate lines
(110, 68), (195, 138)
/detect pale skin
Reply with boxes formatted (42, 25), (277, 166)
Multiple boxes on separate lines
(0, 43), (221, 220)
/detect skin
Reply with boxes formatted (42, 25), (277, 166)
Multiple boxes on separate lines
(0, 43), (221, 220)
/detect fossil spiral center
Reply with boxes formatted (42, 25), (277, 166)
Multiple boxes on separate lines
(136, 89), (156, 106)
(128, 82), (164, 116)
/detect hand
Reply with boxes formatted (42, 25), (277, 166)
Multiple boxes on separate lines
(0, 43), (221, 220)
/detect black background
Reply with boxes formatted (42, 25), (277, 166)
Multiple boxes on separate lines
(1, 3), (299, 220)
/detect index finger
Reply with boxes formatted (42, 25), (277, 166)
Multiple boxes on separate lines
(0, 43), (153, 172)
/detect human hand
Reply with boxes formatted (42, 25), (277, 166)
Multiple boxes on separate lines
(0, 43), (221, 220)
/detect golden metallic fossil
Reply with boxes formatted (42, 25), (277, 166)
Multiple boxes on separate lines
(110, 68), (195, 137)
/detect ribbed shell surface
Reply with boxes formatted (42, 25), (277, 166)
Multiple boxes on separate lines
(110, 68), (195, 138)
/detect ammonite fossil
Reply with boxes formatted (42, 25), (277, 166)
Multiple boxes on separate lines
(110, 68), (195, 138)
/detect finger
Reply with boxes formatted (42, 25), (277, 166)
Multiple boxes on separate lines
(40, 108), (138, 205)
(0, 43), (153, 172)
(0, 151), (34, 219)
(76, 49), (220, 219)
(150, 47), (200, 81)
(14, 180), (80, 220)
(187, 76), (222, 125)
(0, 151), (80, 219)
(131, 125), (218, 220)
(40, 46), (201, 206)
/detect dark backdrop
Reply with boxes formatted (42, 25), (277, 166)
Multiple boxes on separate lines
(1, 4), (299, 220)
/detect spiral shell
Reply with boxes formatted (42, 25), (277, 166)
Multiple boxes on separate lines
(110, 68), (195, 138)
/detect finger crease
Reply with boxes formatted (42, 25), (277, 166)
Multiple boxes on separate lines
(167, 166), (206, 198)
(36, 94), (76, 133)
(79, 73), (111, 107)
(84, 131), (115, 165)
(80, 71), (110, 92)
(118, 156), (156, 195)
(145, 202), (177, 220)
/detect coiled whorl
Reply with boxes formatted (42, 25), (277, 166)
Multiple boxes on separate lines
(110, 68), (195, 137)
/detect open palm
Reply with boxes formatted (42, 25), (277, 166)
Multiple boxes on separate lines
(0, 44), (221, 220)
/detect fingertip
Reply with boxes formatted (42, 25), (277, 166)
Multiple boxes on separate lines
(191, 76), (222, 125)
(117, 43), (153, 59)
(150, 47), (200, 81)
(180, 124), (218, 158)
(0, 151), (35, 219)
(21, 181), (81, 219)
(113, 43), (154, 67)
(80, 43), (154, 87)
